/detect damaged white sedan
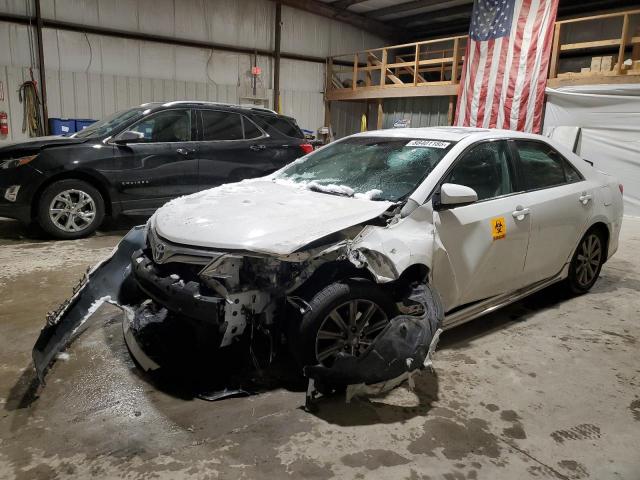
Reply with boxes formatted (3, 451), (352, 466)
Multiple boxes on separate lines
(33, 127), (623, 396)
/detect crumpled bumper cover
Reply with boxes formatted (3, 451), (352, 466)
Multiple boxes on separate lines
(32, 226), (147, 383)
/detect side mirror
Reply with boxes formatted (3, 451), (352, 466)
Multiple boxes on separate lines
(440, 183), (478, 207)
(113, 130), (145, 144)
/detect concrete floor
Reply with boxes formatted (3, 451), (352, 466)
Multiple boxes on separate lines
(0, 217), (639, 480)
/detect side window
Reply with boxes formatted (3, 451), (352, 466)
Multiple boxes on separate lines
(201, 111), (243, 141)
(564, 159), (583, 183)
(252, 115), (304, 139)
(445, 141), (514, 201)
(242, 116), (264, 139)
(129, 110), (191, 142)
(516, 141), (569, 190)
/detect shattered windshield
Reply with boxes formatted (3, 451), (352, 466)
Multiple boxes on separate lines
(73, 107), (146, 139)
(276, 137), (455, 201)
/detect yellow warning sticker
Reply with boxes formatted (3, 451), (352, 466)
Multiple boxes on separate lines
(491, 217), (506, 240)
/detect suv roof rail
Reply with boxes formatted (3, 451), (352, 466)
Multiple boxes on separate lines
(158, 100), (278, 115)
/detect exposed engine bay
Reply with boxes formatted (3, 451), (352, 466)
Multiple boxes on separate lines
(32, 199), (444, 404)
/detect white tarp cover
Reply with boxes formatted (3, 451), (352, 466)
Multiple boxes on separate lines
(543, 84), (640, 216)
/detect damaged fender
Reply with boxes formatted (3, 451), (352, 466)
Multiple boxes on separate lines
(303, 283), (444, 402)
(32, 226), (146, 383)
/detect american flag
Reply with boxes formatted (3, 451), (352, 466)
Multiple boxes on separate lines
(454, 0), (559, 133)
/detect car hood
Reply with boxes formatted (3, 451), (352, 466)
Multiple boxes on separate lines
(0, 135), (88, 157)
(153, 180), (394, 256)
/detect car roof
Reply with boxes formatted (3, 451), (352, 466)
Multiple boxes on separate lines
(351, 126), (547, 142)
(140, 101), (282, 117)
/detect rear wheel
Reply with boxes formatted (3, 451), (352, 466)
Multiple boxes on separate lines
(566, 229), (605, 294)
(289, 280), (397, 367)
(37, 179), (105, 239)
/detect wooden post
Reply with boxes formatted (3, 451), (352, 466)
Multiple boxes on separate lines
(447, 96), (455, 126)
(413, 44), (419, 85)
(376, 99), (383, 130)
(352, 53), (358, 90)
(451, 37), (460, 84)
(617, 14), (630, 74)
(549, 24), (561, 78)
(365, 55), (372, 86)
(380, 48), (387, 86)
(326, 56), (333, 91)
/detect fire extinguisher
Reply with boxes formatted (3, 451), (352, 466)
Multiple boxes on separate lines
(0, 112), (8, 136)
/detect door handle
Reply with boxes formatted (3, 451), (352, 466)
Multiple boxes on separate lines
(512, 207), (530, 220)
(250, 144), (266, 151)
(176, 148), (194, 157)
(579, 193), (592, 205)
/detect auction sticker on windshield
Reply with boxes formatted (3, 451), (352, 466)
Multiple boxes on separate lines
(406, 140), (450, 149)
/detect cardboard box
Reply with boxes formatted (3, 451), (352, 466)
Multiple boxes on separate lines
(590, 56), (602, 72)
(601, 56), (613, 71)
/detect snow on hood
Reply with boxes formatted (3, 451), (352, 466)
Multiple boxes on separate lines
(153, 179), (394, 256)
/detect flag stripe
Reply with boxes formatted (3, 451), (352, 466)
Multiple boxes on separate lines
(454, 0), (558, 133)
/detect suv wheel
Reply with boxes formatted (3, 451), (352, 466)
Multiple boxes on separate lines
(566, 229), (605, 294)
(289, 280), (397, 367)
(37, 179), (105, 239)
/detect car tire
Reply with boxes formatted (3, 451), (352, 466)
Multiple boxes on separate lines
(289, 280), (397, 368)
(37, 179), (105, 240)
(565, 228), (606, 294)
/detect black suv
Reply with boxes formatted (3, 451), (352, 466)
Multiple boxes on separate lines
(0, 102), (311, 239)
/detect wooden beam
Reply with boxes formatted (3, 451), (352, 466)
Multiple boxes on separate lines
(352, 53), (358, 90)
(451, 37), (460, 84)
(556, 8), (640, 24)
(275, 0), (398, 39)
(560, 38), (622, 51)
(326, 84), (458, 101)
(547, 73), (640, 88)
(549, 24), (561, 79)
(617, 13), (630, 74)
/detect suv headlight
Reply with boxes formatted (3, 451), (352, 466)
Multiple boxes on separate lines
(1, 155), (37, 169)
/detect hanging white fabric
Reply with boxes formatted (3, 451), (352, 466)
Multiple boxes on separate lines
(543, 84), (640, 217)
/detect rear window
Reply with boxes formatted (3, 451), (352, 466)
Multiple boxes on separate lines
(252, 115), (304, 139)
(201, 110), (243, 141)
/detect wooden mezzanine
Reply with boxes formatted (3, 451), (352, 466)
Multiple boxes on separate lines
(324, 8), (640, 129)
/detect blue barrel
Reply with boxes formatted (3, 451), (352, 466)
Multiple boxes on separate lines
(48, 118), (76, 136)
(75, 119), (97, 131)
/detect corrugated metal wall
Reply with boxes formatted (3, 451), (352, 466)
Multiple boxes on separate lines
(332, 97), (451, 139)
(381, 97), (450, 129)
(0, 0), (385, 143)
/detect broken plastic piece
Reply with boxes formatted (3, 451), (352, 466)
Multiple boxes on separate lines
(32, 226), (146, 383)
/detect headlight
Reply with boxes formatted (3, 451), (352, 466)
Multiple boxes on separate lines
(1, 155), (38, 169)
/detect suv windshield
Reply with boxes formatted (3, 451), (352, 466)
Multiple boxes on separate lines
(73, 107), (146, 139)
(276, 137), (455, 201)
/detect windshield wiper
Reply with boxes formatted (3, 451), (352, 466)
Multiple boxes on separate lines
(307, 183), (354, 197)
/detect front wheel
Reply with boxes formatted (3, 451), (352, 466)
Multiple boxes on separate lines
(289, 280), (397, 368)
(566, 229), (605, 294)
(37, 179), (105, 239)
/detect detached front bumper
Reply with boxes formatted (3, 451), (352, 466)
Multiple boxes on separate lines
(131, 250), (225, 325)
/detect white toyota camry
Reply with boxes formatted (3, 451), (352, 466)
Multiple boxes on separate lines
(34, 127), (624, 389)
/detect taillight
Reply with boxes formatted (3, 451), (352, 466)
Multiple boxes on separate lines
(299, 143), (313, 155)
(619, 184), (623, 195)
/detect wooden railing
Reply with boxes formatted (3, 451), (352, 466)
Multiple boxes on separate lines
(325, 35), (467, 101)
(326, 8), (640, 99)
(548, 9), (640, 85)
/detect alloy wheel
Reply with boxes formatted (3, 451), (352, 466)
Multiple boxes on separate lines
(315, 299), (389, 365)
(49, 189), (97, 233)
(575, 233), (602, 287)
